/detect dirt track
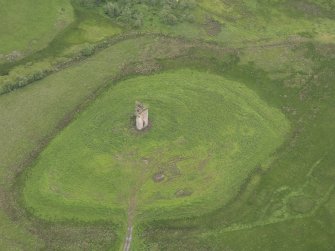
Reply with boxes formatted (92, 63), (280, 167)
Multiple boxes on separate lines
(124, 226), (133, 251)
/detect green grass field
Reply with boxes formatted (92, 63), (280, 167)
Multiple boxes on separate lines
(0, 35), (181, 250)
(0, 0), (73, 61)
(0, 0), (334, 250)
(22, 70), (289, 223)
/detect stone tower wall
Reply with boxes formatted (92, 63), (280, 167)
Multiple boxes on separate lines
(136, 116), (144, 130)
(141, 109), (149, 127)
(135, 101), (149, 130)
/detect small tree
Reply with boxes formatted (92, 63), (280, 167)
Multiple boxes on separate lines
(160, 7), (178, 25)
(133, 16), (143, 28)
(104, 2), (121, 18)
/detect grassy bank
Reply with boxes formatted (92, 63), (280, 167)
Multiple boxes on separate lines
(22, 69), (289, 223)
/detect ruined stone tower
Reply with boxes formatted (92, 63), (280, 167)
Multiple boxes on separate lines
(135, 101), (149, 130)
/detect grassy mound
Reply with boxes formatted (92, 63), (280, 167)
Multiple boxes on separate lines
(23, 69), (289, 222)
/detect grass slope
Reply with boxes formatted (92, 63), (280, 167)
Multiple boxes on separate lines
(135, 43), (335, 250)
(0, 0), (334, 250)
(0, 0), (73, 59)
(0, 35), (188, 250)
(136, 0), (335, 46)
(23, 69), (289, 224)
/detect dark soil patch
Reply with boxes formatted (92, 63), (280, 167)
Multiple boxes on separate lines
(203, 17), (222, 36)
(153, 173), (165, 183)
(175, 188), (193, 198)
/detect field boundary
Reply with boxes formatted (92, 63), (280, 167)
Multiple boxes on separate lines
(0, 29), (310, 96)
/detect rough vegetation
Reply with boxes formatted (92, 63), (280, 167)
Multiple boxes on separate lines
(75, 0), (196, 27)
(0, 0), (334, 250)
